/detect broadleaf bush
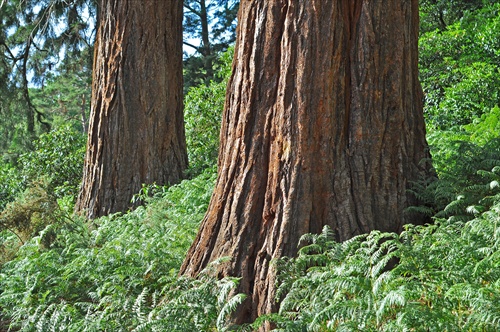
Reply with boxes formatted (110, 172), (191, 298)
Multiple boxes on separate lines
(184, 47), (233, 177)
(18, 124), (86, 200)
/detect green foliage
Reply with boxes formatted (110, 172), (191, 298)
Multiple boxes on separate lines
(419, 2), (500, 130)
(0, 180), (61, 245)
(438, 61), (499, 126)
(0, 0), (94, 154)
(419, 0), (492, 32)
(30, 68), (92, 133)
(184, 47), (233, 176)
(0, 229), (23, 267)
(0, 167), (244, 331)
(416, 7), (500, 216)
(133, 263), (246, 332)
(0, 161), (23, 211)
(18, 124), (86, 199)
(183, 0), (238, 90)
(263, 211), (500, 331)
(0, 124), (85, 220)
(464, 106), (500, 145)
(417, 104), (500, 220)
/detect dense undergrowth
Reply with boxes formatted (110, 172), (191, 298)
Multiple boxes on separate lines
(0, 168), (246, 331)
(259, 215), (500, 331)
(3, 140), (500, 330)
(2, 90), (500, 332)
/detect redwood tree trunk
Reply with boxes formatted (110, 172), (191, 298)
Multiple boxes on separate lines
(75, 0), (187, 218)
(181, 0), (432, 326)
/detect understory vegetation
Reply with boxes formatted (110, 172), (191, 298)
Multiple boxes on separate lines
(2, 2), (500, 331)
(0, 166), (249, 331)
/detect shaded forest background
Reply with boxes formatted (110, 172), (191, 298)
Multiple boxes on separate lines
(1, 0), (500, 330)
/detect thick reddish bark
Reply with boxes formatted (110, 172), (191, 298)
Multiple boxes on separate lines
(181, 0), (432, 327)
(75, 0), (187, 218)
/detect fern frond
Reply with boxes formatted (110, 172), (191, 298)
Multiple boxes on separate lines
(376, 288), (406, 323)
(133, 287), (149, 323)
(216, 293), (246, 331)
(36, 303), (56, 332)
(405, 205), (435, 216)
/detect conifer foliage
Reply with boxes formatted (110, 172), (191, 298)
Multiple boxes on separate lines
(0, 0), (94, 152)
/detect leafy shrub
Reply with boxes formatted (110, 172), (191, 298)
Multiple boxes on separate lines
(184, 47), (233, 177)
(419, 3), (500, 130)
(0, 180), (61, 245)
(437, 62), (500, 127)
(0, 229), (22, 267)
(419, 0), (489, 33)
(415, 106), (500, 219)
(0, 161), (22, 211)
(0, 124), (86, 213)
(434, 144), (500, 221)
(0, 125), (86, 259)
(18, 124), (86, 200)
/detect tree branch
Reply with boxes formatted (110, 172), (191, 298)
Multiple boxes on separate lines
(184, 3), (201, 17)
(183, 41), (201, 53)
(0, 41), (25, 62)
(21, 37), (51, 135)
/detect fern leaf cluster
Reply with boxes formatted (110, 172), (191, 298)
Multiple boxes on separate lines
(0, 168), (243, 331)
(265, 207), (500, 331)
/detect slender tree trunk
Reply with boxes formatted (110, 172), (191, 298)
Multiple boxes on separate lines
(22, 39), (35, 140)
(181, 0), (432, 327)
(75, 0), (187, 219)
(200, 0), (213, 81)
(80, 93), (88, 133)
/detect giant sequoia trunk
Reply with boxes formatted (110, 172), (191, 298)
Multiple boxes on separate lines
(181, 0), (432, 326)
(75, 0), (187, 218)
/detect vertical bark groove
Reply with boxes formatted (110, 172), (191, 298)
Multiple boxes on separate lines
(182, 0), (432, 328)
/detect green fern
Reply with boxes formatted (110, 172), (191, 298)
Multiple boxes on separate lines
(270, 207), (500, 331)
(0, 168), (235, 331)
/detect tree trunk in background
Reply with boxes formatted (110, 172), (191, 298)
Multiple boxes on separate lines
(199, 0), (213, 80)
(80, 93), (88, 133)
(181, 0), (432, 327)
(75, 0), (187, 219)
